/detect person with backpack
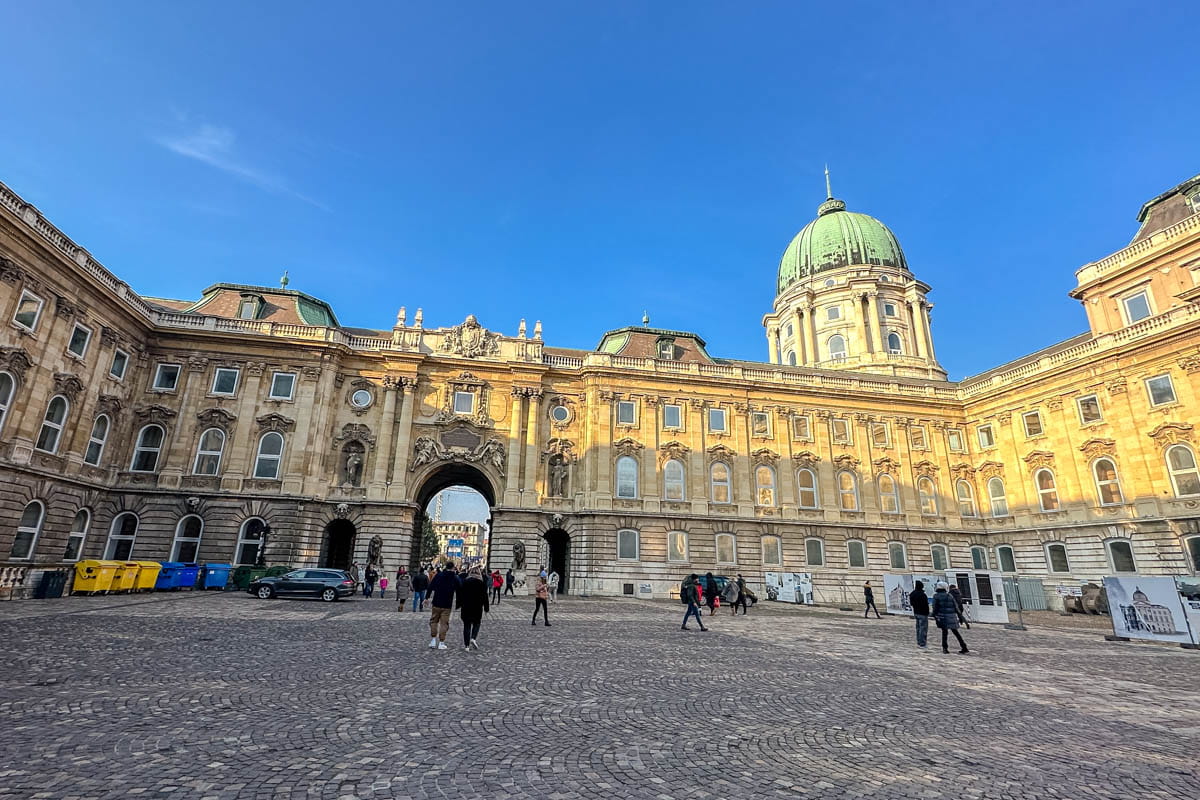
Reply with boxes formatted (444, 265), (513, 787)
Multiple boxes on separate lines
(680, 574), (708, 631)
(932, 581), (969, 654)
(948, 584), (971, 629)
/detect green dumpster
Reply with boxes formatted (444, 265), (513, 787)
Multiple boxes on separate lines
(232, 565), (268, 590)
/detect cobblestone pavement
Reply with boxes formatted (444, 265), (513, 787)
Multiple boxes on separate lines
(1, 591), (1198, 800)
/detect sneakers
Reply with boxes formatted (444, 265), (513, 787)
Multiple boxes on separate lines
(464, 645), (471, 652)
(437, 642), (447, 650)
(469, 639), (479, 651)
(429, 637), (437, 649)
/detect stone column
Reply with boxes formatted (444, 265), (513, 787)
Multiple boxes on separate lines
(521, 389), (542, 508)
(503, 387), (524, 507)
(793, 308), (806, 364)
(734, 404), (754, 515)
(389, 378), (417, 501)
(369, 377), (398, 498)
(921, 303), (938, 362)
(596, 391), (614, 506)
(854, 293), (869, 358)
(803, 305), (818, 364)
(908, 300), (928, 359)
(866, 292), (881, 354)
(689, 399), (708, 514)
(766, 326), (779, 364)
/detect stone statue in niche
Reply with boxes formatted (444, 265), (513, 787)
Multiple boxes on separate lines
(512, 540), (526, 570)
(548, 454), (568, 497)
(367, 534), (383, 570)
(342, 441), (365, 486)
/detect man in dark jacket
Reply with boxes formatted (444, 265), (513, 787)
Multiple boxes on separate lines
(680, 574), (708, 631)
(458, 568), (490, 651)
(909, 580), (931, 649)
(948, 584), (971, 629)
(932, 581), (969, 654)
(504, 569), (515, 596)
(427, 563), (461, 650)
(863, 581), (882, 618)
(411, 568), (429, 613)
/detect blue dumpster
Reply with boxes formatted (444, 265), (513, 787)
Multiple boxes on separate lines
(156, 562), (185, 590)
(200, 563), (232, 590)
(178, 563), (201, 589)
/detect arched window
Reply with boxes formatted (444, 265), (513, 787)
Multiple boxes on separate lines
(104, 512), (139, 560)
(171, 515), (204, 562)
(193, 428), (226, 475)
(615, 456), (639, 499)
(1091, 458), (1123, 506)
(1166, 444), (1200, 497)
(846, 539), (867, 568)
(35, 395), (69, 454)
(616, 528), (639, 560)
(254, 432), (285, 480)
(10, 500), (45, 559)
(0, 371), (14, 435)
(1105, 539), (1136, 573)
(837, 470), (859, 511)
(715, 532), (737, 564)
(755, 465), (776, 506)
(996, 544), (1016, 573)
(1185, 535), (1200, 573)
(1045, 542), (1070, 573)
(796, 468), (819, 508)
(710, 462), (732, 504)
(956, 480), (977, 517)
(877, 474), (899, 513)
(970, 545), (987, 570)
(827, 334), (847, 361)
(64, 508), (90, 561)
(930, 543), (949, 571)
(667, 530), (688, 562)
(987, 477), (1008, 517)
(786, 351), (797, 366)
(82, 414), (110, 466)
(1035, 469), (1059, 512)
(917, 476), (938, 516)
(762, 535), (782, 566)
(131, 425), (165, 472)
(663, 459), (685, 501)
(886, 332), (902, 354)
(805, 537), (825, 566)
(236, 518), (267, 565)
(888, 541), (907, 569)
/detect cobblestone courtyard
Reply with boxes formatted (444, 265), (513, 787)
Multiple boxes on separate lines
(1, 592), (1198, 800)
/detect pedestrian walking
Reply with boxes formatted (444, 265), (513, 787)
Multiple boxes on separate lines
(948, 584), (971, 629)
(909, 580), (931, 649)
(532, 576), (551, 626)
(734, 574), (750, 615)
(490, 570), (503, 605)
(427, 563), (461, 650)
(722, 575), (740, 614)
(364, 565), (379, 598)
(351, 561), (364, 594)
(378, 574), (389, 600)
(704, 572), (719, 616)
(863, 581), (882, 618)
(932, 581), (970, 654)
(680, 574), (708, 631)
(504, 568), (515, 596)
(459, 567), (490, 651)
(548, 569), (560, 602)
(394, 567), (412, 611)
(411, 566), (429, 612)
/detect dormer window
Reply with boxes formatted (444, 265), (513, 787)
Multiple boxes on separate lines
(656, 336), (676, 360)
(237, 294), (263, 320)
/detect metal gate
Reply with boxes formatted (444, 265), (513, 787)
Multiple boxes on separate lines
(1002, 577), (1048, 611)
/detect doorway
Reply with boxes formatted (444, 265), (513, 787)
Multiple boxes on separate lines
(544, 529), (570, 595)
(412, 463), (496, 572)
(323, 519), (356, 570)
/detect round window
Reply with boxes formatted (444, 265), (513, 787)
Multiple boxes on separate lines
(550, 405), (570, 423)
(351, 389), (373, 408)
(824, 278), (836, 287)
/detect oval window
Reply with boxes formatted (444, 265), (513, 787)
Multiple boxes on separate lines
(351, 389), (372, 408)
(550, 405), (570, 423)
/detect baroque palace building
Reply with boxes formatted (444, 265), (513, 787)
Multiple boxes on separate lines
(1, 172), (1200, 601)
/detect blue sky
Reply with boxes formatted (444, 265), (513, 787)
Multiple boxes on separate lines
(1, 1), (1195, 380)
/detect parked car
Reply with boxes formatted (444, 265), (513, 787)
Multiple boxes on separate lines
(248, 569), (356, 602)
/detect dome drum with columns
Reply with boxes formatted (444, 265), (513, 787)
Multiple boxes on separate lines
(762, 174), (946, 380)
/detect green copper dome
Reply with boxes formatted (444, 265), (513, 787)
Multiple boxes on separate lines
(777, 197), (909, 295)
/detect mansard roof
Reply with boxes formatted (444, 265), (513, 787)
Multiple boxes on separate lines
(153, 282), (339, 327)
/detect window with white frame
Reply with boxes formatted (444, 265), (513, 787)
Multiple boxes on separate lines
(970, 545), (987, 570)
(1121, 290), (1152, 324)
(796, 468), (818, 508)
(710, 461), (732, 503)
(878, 473), (900, 514)
(1105, 539), (1136, 573)
(805, 537), (825, 566)
(667, 531), (688, 562)
(792, 414), (811, 440)
(663, 459), (685, 501)
(987, 477), (1009, 517)
(762, 535), (782, 566)
(84, 414), (110, 466)
(67, 323), (92, 358)
(153, 363), (181, 391)
(171, 515), (204, 562)
(1146, 374), (1177, 406)
(662, 403), (682, 429)
(1022, 411), (1043, 437)
(946, 429), (965, 452)
(1045, 542), (1070, 573)
(109, 349), (129, 380)
(888, 541), (907, 569)
(193, 428), (226, 475)
(617, 528), (639, 560)
(235, 518), (266, 565)
(237, 297), (259, 320)
(35, 395), (69, 454)
(210, 367), (239, 395)
(917, 477), (938, 515)
(883, 301), (897, 316)
(104, 512), (139, 560)
(454, 391), (475, 415)
(0, 372), (12, 435)
(955, 480), (977, 517)
(977, 424), (995, 449)
(716, 533), (737, 564)
(9, 500), (44, 559)
(750, 411), (771, 437)
(910, 425), (928, 450)
(1092, 458), (1124, 506)
(708, 407), (727, 433)
(997, 544), (1016, 573)
(755, 465), (776, 506)
(930, 543), (949, 571)
(269, 372), (296, 400)
(1166, 444), (1200, 497)
(1035, 469), (1059, 512)
(615, 456), (639, 499)
(870, 422), (890, 448)
(847, 539), (867, 568)
(826, 305), (842, 321)
(886, 332), (902, 354)
(616, 400), (636, 425)
(63, 508), (90, 561)
(827, 334), (847, 360)
(831, 417), (852, 444)
(131, 425), (165, 472)
(837, 470), (859, 511)
(254, 432), (285, 479)
(12, 290), (44, 331)
(1077, 394), (1102, 425)
(1185, 535), (1200, 573)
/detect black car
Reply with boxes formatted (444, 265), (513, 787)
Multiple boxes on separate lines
(248, 569), (356, 602)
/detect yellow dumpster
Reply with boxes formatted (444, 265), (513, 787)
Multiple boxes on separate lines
(73, 560), (119, 595)
(134, 561), (162, 592)
(110, 562), (139, 593)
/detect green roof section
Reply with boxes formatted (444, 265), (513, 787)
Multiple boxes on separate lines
(777, 197), (909, 295)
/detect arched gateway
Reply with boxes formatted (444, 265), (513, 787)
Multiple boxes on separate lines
(411, 461), (497, 570)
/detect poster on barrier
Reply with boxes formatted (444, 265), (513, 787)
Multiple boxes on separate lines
(1175, 576), (1200, 645)
(884, 574), (940, 615)
(764, 572), (813, 604)
(1103, 576), (1192, 644)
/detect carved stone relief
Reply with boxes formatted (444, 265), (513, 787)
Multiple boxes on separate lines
(442, 315), (500, 358)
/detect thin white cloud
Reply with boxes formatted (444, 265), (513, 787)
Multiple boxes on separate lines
(157, 123), (328, 210)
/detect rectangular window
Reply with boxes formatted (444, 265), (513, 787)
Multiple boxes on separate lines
(847, 540), (867, 568)
(888, 542), (907, 570)
(153, 363), (181, 391)
(269, 372), (296, 400)
(971, 546), (987, 570)
(1122, 291), (1152, 324)
(12, 291), (44, 331)
(667, 531), (688, 562)
(805, 539), (824, 566)
(454, 391), (475, 414)
(211, 367), (240, 396)
(762, 535), (782, 566)
(792, 415), (811, 440)
(1022, 411), (1043, 438)
(617, 400), (636, 425)
(1077, 394), (1102, 424)
(946, 429), (965, 452)
(910, 425), (928, 450)
(883, 302), (897, 317)
(716, 535), (736, 565)
(1146, 374), (1177, 407)
(662, 403), (682, 429)
(708, 408), (727, 433)
(826, 306), (841, 321)
(870, 422), (889, 448)
(750, 411), (771, 437)
(997, 546), (1016, 573)
(67, 324), (92, 358)
(977, 424), (995, 449)
(617, 529), (639, 560)
(109, 349), (129, 380)
(831, 417), (851, 444)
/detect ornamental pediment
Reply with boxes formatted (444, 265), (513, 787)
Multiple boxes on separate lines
(1147, 422), (1193, 447)
(1078, 437), (1117, 460)
(1022, 450), (1056, 470)
(441, 315), (500, 358)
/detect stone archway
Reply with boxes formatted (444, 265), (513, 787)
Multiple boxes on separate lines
(543, 528), (570, 595)
(411, 462), (497, 571)
(322, 519), (356, 570)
